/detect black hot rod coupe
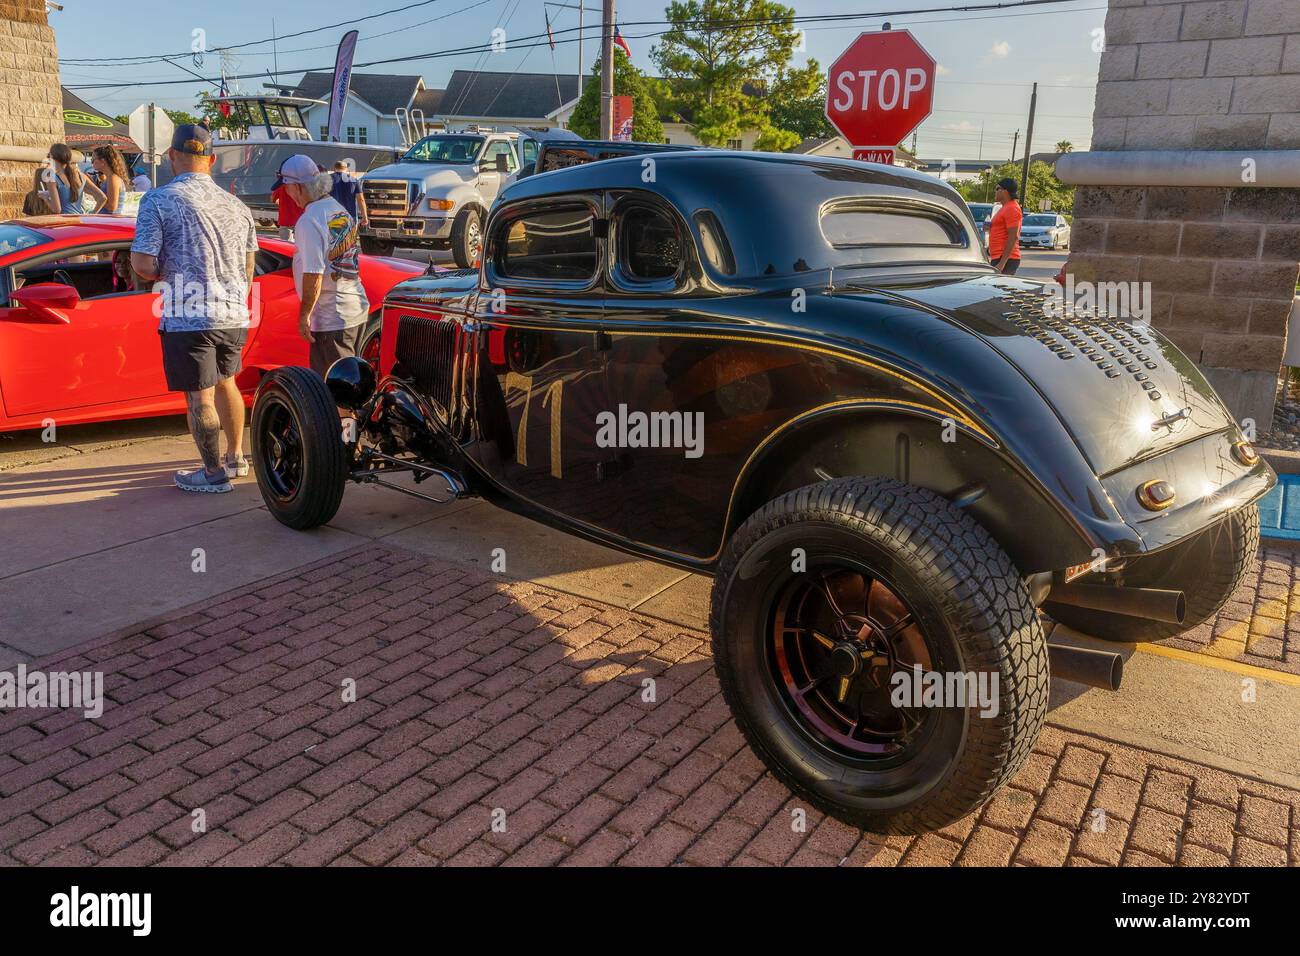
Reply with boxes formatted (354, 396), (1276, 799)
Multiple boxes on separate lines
(251, 152), (1274, 833)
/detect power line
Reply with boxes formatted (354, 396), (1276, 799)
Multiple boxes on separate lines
(63, 0), (1097, 80)
(58, 0), (448, 65)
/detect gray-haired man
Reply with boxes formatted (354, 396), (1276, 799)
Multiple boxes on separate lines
(278, 154), (370, 378)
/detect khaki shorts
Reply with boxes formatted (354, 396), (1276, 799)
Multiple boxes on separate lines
(309, 324), (365, 379)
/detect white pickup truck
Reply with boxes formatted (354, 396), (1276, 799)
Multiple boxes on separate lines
(358, 130), (535, 266)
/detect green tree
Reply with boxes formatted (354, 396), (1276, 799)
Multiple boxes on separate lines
(1055, 140), (1073, 152)
(568, 53), (666, 143)
(953, 160), (1075, 214)
(652, 0), (818, 150)
(165, 108), (200, 127)
(767, 73), (832, 143)
(196, 91), (244, 135)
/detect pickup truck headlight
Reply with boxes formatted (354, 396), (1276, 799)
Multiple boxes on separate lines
(427, 198), (455, 211)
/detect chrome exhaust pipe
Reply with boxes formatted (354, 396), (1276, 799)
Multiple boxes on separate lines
(1047, 644), (1124, 691)
(1047, 582), (1185, 625)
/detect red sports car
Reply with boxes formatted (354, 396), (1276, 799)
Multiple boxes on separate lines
(0, 215), (424, 433)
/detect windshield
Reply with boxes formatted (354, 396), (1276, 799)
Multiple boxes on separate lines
(1024, 214), (1057, 226)
(402, 135), (484, 164)
(968, 203), (993, 221)
(0, 224), (51, 257)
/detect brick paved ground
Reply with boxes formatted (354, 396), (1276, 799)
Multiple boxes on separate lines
(1162, 543), (1300, 676)
(0, 544), (1296, 867)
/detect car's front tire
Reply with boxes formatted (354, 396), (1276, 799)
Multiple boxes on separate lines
(251, 367), (349, 530)
(1044, 503), (1259, 643)
(710, 477), (1049, 834)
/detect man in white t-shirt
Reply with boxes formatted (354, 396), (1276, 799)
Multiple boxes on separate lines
(278, 154), (370, 378)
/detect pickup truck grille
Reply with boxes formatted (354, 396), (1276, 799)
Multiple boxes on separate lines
(363, 179), (414, 217)
(394, 313), (460, 425)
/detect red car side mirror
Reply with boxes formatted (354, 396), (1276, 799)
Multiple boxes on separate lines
(7, 283), (80, 324)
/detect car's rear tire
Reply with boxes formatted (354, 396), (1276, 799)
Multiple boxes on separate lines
(361, 237), (395, 257)
(450, 207), (482, 268)
(1044, 503), (1259, 643)
(251, 367), (349, 530)
(710, 477), (1049, 834)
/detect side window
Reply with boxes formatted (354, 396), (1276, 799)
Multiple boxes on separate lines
(498, 207), (597, 282)
(521, 139), (538, 167)
(12, 244), (137, 300)
(618, 204), (683, 281)
(486, 140), (518, 171)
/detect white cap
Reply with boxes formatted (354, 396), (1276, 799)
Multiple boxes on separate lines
(280, 154), (320, 184)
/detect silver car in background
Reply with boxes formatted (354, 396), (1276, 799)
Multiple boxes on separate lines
(1019, 212), (1071, 250)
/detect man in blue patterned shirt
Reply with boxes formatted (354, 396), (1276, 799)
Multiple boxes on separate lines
(131, 125), (259, 493)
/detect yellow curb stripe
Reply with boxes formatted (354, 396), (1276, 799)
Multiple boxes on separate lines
(1133, 641), (1300, 687)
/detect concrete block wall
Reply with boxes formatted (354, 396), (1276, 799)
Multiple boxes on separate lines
(0, 1), (64, 218)
(1095, 0), (1300, 150)
(1071, 0), (1300, 426)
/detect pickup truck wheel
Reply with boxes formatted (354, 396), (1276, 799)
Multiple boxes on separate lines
(251, 367), (348, 530)
(711, 477), (1049, 834)
(450, 207), (482, 268)
(361, 237), (394, 256)
(1044, 503), (1259, 643)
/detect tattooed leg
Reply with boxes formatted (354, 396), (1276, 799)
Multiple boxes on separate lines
(185, 388), (223, 473)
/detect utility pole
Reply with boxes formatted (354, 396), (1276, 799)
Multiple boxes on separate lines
(600, 0), (614, 138)
(977, 120), (984, 160)
(1020, 82), (1038, 211)
(1009, 129), (1019, 165)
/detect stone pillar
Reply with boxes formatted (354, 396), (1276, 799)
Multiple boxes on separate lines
(0, 0), (64, 218)
(1059, 0), (1300, 429)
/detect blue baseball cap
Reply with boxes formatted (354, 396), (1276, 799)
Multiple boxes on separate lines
(170, 124), (213, 156)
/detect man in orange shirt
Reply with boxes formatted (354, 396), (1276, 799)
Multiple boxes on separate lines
(987, 177), (1023, 274)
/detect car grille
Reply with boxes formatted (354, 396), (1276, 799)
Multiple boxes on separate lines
(394, 313), (461, 424)
(363, 179), (414, 217)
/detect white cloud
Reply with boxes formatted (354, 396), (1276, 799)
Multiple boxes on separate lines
(936, 64), (953, 77)
(942, 120), (977, 131)
(990, 40), (1011, 58)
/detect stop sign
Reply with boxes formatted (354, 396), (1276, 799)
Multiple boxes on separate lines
(825, 30), (935, 148)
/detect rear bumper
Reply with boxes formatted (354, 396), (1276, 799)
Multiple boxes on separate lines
(1098, 429), (1276, 554)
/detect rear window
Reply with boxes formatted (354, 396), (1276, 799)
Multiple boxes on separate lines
(499, 206), (597, 282)
(0, 224), (51, 257)
(820, 199), (966, 248)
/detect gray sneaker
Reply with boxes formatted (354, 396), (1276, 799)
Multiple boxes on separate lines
(175, 467), (233, 494)
(223, 454), (250, 479)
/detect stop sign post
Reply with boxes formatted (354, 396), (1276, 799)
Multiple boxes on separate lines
(825, 30), (935, 164)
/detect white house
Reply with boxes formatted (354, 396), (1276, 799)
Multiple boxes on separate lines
(286, 73), (436, 147)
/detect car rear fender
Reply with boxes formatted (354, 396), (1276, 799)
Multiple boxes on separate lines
(725, 405), (1136, 574)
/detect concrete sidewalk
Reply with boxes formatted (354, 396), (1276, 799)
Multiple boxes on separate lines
(0, 428), (707, 667)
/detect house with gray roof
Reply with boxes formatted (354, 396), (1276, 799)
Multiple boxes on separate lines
(285, 72), (443, 147)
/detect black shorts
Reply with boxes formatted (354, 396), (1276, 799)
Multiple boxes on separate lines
(160, 328), (248, 393)
(997, 258), (1021, 275)
(309, 325), (365, 379)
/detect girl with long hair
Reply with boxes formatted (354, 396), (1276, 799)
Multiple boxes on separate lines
(44, 142), (105, 214)
(91, 145), (130, 214)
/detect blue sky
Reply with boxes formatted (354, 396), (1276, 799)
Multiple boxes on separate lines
(54, 0), (1107, 157)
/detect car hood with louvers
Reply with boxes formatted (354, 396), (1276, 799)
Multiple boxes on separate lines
(869, 275), (1234, 477)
